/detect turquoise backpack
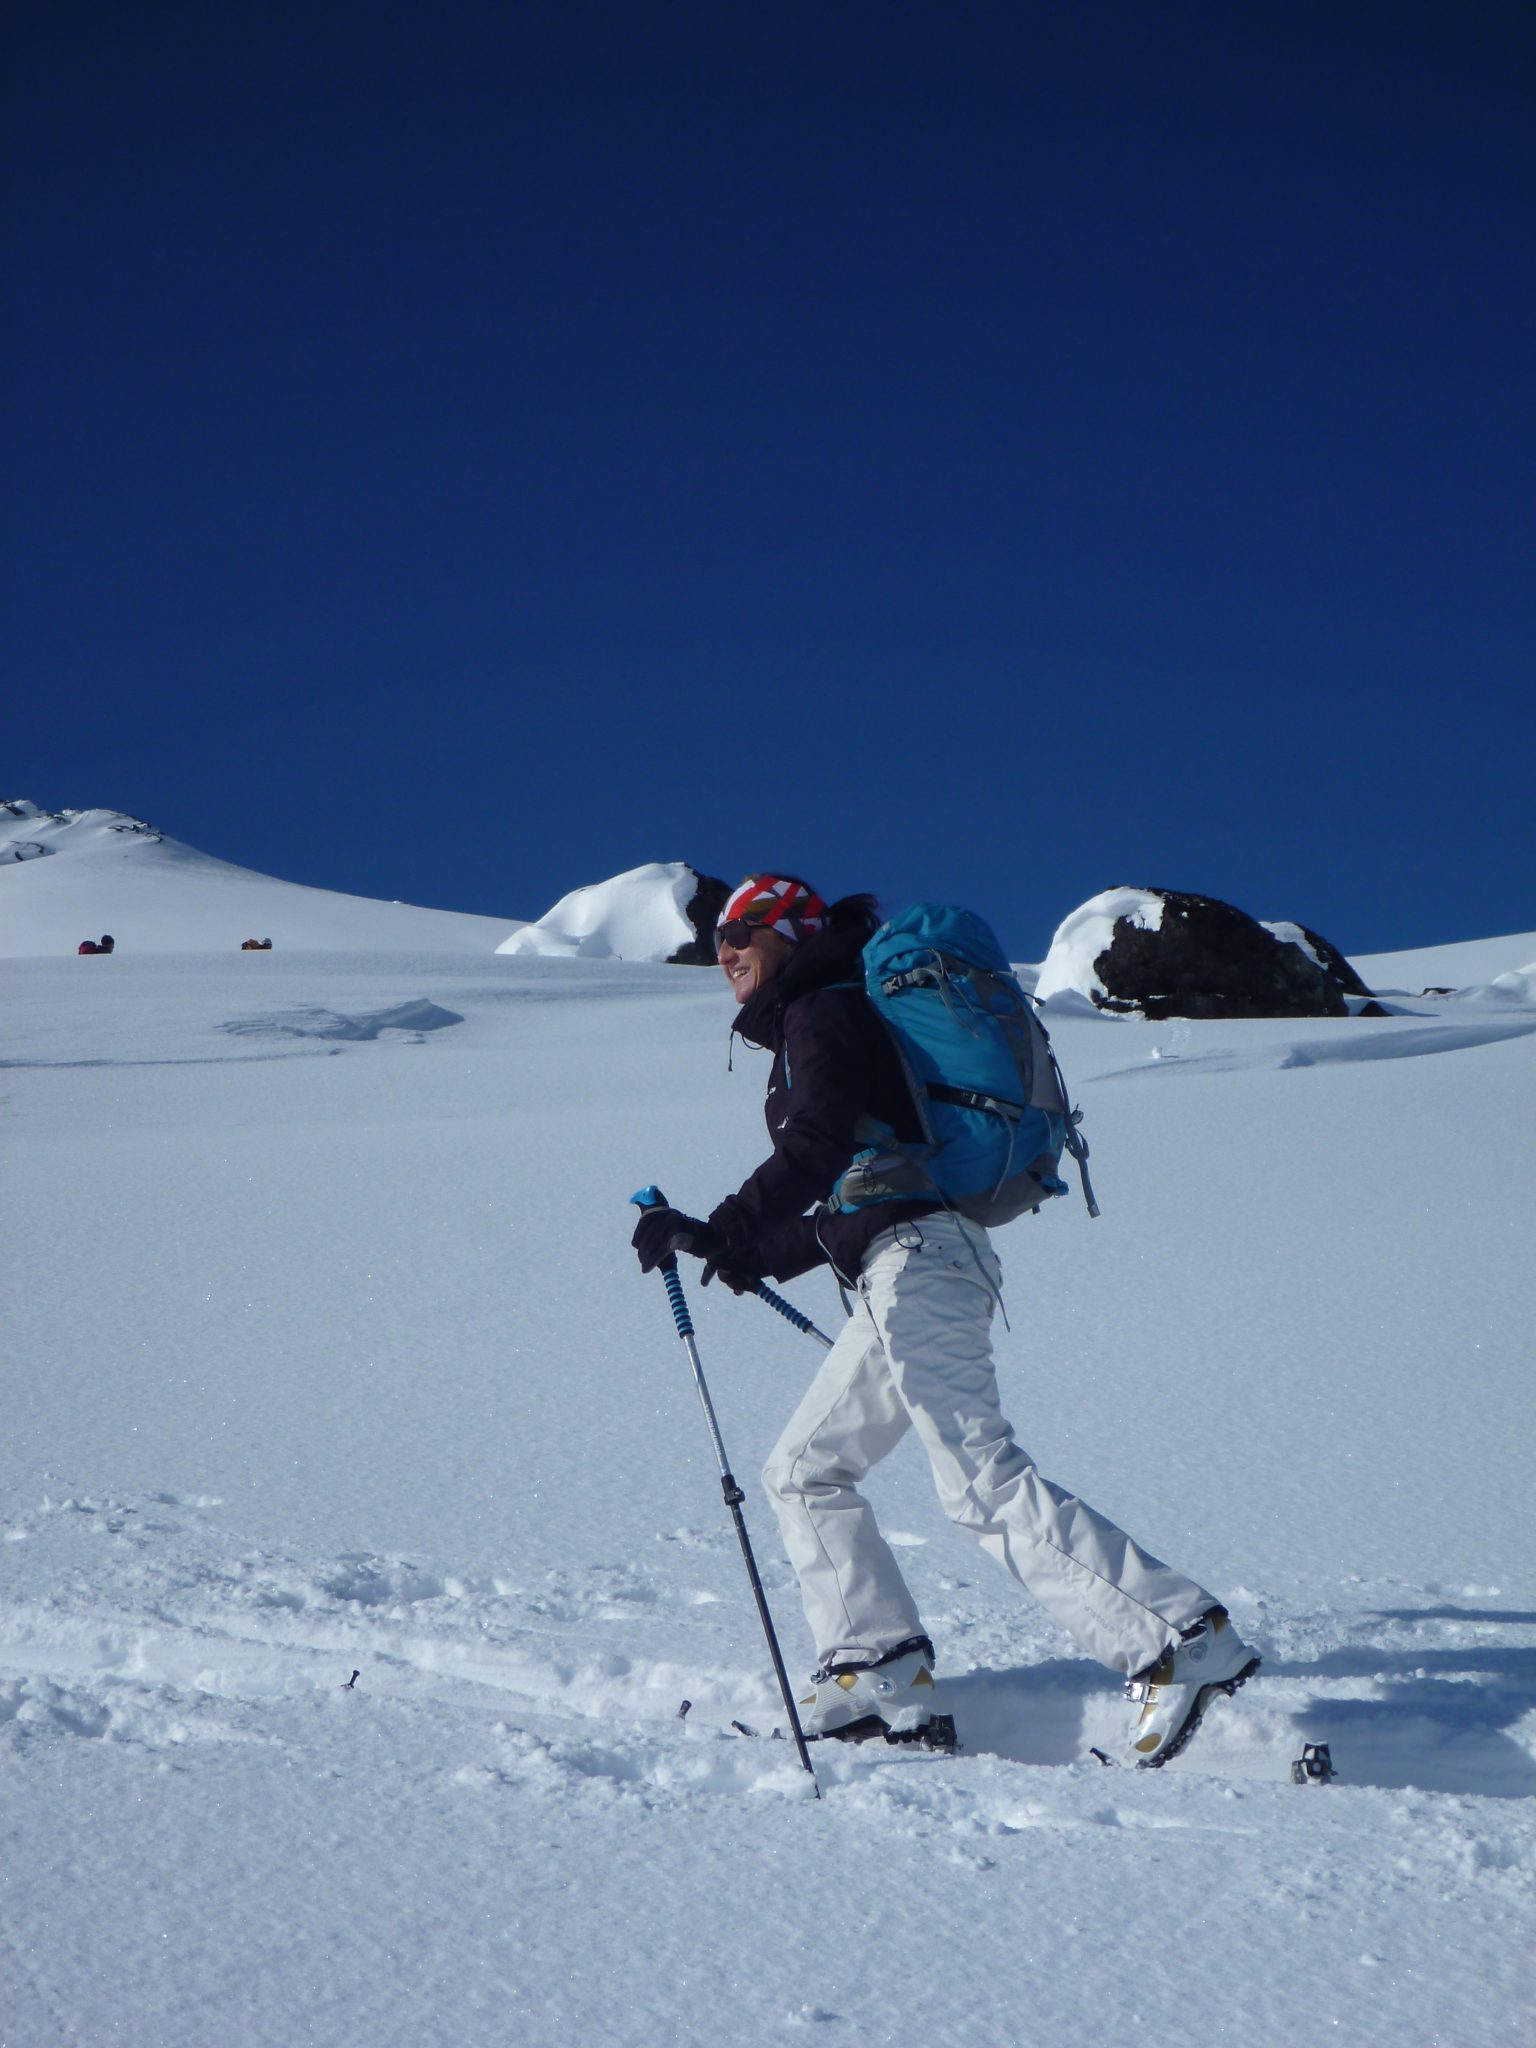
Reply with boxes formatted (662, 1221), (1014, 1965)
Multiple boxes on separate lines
(828, 903), (1100, 1227)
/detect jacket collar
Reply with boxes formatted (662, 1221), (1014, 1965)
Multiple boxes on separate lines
(732, 923), (869, 1053)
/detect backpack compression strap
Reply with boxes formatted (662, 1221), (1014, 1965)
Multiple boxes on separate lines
(928, 1081), (1027, 1121)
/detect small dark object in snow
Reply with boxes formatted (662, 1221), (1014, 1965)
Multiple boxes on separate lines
(344, 1670), (360, 1690)
(731, 1719), (759, 1737)
(677, 1699), (692, 1720)
(1292, 1741), (1336, 1784)
(1089, 1746), (1118, 1767)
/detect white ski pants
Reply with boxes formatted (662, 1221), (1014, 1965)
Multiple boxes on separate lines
(762, 1213), (1215, 1677)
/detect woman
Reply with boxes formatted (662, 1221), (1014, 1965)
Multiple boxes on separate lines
(633, 873), (1258, 1762)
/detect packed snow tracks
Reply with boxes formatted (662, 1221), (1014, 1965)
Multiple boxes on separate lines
(3, 1487), (1534, 1815)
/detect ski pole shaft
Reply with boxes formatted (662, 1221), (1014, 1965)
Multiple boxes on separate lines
(630, 1186), (819, 1795)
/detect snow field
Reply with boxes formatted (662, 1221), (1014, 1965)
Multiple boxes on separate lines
(0, 803), (522, 957)
(4, 941), (1534, 2045)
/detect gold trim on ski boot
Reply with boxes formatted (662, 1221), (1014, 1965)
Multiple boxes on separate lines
(796, 1636), (953, 1744)
(1125, 1608), (1261, 1767)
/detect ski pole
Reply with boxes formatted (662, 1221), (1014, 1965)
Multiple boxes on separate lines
(629, 1186), (820, 1796)
(752, 1280), (835, 1350)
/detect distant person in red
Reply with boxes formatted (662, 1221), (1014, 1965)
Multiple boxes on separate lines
(77, 934), (115, 955)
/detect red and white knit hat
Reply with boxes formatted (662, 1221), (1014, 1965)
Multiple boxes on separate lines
(717, 874), (829, 945)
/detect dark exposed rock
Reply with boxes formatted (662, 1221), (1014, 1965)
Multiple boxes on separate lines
(1286, 923), (1372, 1000)
(668, 871), (730, 965)
(1091, 888), (1373, 1019)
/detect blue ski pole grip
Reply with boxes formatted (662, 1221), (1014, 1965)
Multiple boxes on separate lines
(663, 1265), (695, 1340)
(629, 1184), (677, 1266)
(631, 1185), (693, 1333)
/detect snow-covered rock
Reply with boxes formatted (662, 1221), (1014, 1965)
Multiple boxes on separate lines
(1034, 887), (1166, 1007)
(0, 800), (522, 957)
(496, 861), (728, 963)
(1037, 886), (1370, 1018)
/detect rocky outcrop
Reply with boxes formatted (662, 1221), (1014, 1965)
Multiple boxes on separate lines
(669, 871), (730, 965)
(1037, 887), (1374, 1019)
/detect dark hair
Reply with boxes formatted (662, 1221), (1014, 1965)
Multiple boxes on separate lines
(825, 892), (880, 937)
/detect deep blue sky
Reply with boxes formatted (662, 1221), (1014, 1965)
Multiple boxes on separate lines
(5, 1), (1532, 956)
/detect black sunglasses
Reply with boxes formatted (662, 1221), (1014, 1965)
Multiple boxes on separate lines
(715, 916), (769, 951)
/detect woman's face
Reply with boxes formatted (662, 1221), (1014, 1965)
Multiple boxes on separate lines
(717, 925), (794, 1005)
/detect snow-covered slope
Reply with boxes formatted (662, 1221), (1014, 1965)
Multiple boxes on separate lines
(3, 923), (1533, 2046)
(0, 801), (523, 956)
(497, 860), (710, 961)
(1351, 929), (1536, 997)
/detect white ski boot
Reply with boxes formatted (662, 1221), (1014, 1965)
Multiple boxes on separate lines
(796, 1637), (956, 1748)
(1125, 1608), (1260, 1767)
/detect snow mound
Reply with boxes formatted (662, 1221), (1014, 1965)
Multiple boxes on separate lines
(0, 800), (522, 958)
(1453, 960), (1536, 1007)
(497, 861), (715, 962)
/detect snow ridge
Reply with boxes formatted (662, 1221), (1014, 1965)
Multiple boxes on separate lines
(0, 798), (521, 957)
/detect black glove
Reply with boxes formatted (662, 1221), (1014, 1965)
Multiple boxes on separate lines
(631, 1207), (763, 1295)
(701, 1244), (765, 1295)
(631, 1207), (723, 1274)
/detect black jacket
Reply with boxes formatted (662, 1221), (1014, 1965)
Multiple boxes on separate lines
(707, 923), (938, 1283)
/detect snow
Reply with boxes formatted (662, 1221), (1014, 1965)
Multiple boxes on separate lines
(1350, 934), (1536, 1009)
(1261, 917), (1324, 968)
(3, 854), (1534, 2045)
(497, 859), (704, 961)
(1350, 929), (1536, 994)
(1035, 886), (1164, 1005)
(1482, 961), (1536, 1005)
(0, 800), (523, 957)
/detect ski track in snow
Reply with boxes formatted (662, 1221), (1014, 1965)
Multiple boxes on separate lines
(5, 1487), (1533, 2042)
(5, 1487), (1533, 1808)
